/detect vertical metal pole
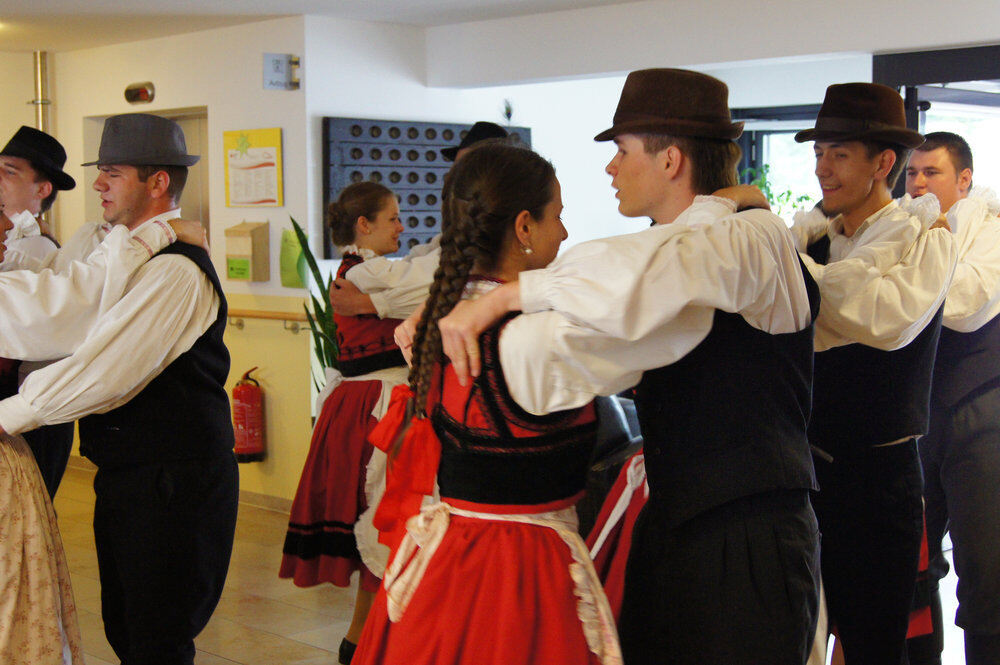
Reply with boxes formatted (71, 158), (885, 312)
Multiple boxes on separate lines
(31, 51), (51, 228)
(32, 51), (49, 132)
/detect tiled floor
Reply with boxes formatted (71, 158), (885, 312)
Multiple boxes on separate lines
(56, 464), (353, 665)
(56, 464), (968, 665)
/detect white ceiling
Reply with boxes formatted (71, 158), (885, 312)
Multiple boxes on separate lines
(0, 0), (639, 52)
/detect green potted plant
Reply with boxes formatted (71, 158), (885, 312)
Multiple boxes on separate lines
(289, 217), (339, 391)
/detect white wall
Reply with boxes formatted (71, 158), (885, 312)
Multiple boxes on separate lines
(0, 53), (37, 136)
(702, 54), (872, 109)
(302, 16), (873, 247)
(428, 0), (1000, 88)
(303, 17), (637, 250)
(376, 53), (873, 246)
(53, 16), (309, 296)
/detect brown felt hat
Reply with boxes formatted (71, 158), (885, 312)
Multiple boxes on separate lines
(594, 68), (743, 142)
(794, 83), (924, 148)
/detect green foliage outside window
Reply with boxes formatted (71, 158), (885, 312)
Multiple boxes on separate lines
(741, 164), (814, 217)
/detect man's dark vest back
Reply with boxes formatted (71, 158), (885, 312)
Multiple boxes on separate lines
(933, 316), (1000, 408)
(633, 260), (820, 530)
(79, 242), (234, 469)
(806, 236), (942, 457)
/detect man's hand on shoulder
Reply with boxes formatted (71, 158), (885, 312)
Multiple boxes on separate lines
(169, 219), (209, 252)
(394, 301), (425, 366)
(712, 185), (771, 212)
(330, 278), (377, 316)
(930, 213), (951, 232)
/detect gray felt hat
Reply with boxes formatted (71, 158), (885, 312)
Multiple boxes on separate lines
(82, 113), (199, 167)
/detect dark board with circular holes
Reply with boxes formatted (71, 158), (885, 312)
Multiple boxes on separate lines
(322, 117), (531, 258)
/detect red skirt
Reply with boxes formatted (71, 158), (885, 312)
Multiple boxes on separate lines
(279, 379), (384, 592)
(353, 499), (603, 665)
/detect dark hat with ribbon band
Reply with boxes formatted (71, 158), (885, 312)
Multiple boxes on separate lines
(82, 113), (199, 167)
(441, 121), (509, 161)
(794, 83), (924, 148)
(594, 68), (743, 142)
(0, 126), (76, 190)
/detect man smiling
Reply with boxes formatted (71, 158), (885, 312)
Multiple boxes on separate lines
(791, 83), (956, 665)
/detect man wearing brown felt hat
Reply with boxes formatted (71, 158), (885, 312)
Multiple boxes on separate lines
(434, 67), (822, 664)
(784, 82), (956, 665)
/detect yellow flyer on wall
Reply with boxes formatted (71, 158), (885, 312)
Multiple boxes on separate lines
(224, 128), (283, 207)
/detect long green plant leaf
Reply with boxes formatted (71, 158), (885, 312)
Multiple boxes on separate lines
(291, 216), (339, 375)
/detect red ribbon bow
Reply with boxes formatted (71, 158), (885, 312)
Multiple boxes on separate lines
(370, 384), (441, 552)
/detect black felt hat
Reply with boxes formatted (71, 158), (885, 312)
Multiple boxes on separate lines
(594, 68), (744, 142)
(0, 126), (76, 190)
(442, 121), (509, 161)
(794, 83), (924, 148)
(82, 113), (199, 167)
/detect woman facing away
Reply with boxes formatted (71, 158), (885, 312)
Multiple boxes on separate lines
(279, 181), (407, 664)
(352, 142), (622, 665)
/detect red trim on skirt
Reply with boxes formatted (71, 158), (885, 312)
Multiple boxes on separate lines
(585, 455), (647, 623)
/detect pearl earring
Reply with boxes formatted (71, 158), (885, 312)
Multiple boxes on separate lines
(522, 245), (533, 255)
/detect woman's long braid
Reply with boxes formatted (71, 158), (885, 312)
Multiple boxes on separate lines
(391, 142), (555, 458)
(408, 194), (483, 414)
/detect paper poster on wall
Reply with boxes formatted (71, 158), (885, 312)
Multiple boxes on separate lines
(224, 128), (283, 207)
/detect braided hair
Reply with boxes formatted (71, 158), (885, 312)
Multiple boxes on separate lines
(408, 142), (556, 416)
(328, 181), (396, 246)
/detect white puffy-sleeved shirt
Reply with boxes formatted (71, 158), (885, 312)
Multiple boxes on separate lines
(0, 216), (177, 361)
(0, 209), (219, 434)
(0, 210), (59, 272)
(793, 200), (956, 352)
(497, 196), (814, 415)
(344, 235), (440, 319)
(933, 188), (1000, 332)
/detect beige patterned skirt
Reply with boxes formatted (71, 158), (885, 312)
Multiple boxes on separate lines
(0, 433), (83, 664)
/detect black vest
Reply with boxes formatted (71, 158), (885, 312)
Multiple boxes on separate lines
(807, 236), (942, 456)
(79, 243), (234, 469)
(634, 260), (820, 529)
(933, 316), (1000, 408)
(432, 314), (598, 506)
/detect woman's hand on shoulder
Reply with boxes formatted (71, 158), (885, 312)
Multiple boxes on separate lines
(439, 283), (521, 385)
(168, 219), (209, 251)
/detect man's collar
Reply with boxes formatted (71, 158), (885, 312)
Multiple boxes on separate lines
(828, 200), (898, 242)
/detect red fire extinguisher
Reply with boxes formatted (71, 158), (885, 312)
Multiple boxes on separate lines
(233, 367), (266, 462)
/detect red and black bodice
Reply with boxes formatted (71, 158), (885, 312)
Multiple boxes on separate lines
(430, 314), (598, 506)
(334, 253), (406, 377)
